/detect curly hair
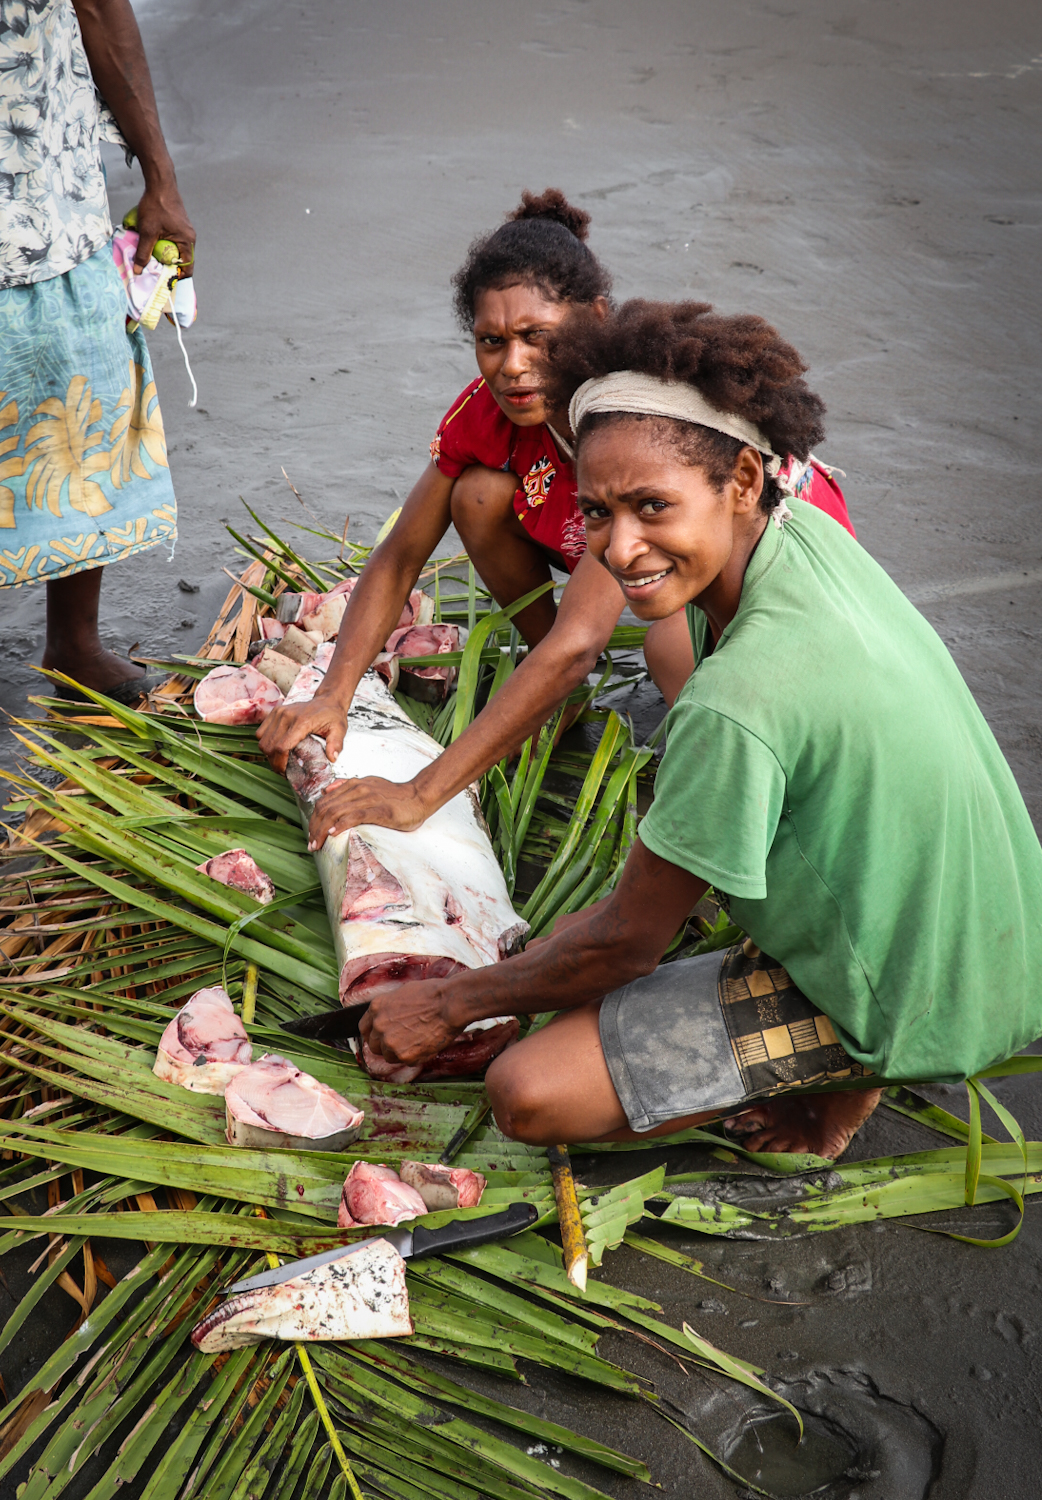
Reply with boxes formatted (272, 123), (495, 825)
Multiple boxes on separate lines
(452, 188), (612, 330)
(546, 300), (827, 514)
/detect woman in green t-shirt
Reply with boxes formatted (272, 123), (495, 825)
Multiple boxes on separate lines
(357, 300), (1042, 1161)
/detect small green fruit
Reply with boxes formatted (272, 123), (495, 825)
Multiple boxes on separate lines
(153, 239), (180, 266)
(122, 204), (138, 229)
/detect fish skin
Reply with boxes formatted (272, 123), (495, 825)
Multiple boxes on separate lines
(190, 1238), (412, 1351)
(195, 848), (276, 905)
(338, 1161), (428, 1228)
(225, 1053), (364, 1150)
(400, 1160), (486, 1211)
(153, 986), (252, 1095)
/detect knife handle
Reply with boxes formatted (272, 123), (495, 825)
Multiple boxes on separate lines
(410, 1201), (538, 1258)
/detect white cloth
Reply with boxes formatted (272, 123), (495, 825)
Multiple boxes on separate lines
(0, 0), (127, 288)
(568, 369), (795, 527)
(569, 370), (777, 458)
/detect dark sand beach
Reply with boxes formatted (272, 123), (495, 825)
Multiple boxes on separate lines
(3, 2), (1041, 1494)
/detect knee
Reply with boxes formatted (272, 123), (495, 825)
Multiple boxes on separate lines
(486, 1049), (552, 1145)
(450, 466), (515, 544)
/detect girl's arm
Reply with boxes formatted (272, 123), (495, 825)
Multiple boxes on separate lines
(258, 461), (455, 773)
(303, 550), (626, 844)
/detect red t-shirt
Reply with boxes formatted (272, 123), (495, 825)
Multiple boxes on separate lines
(431, 377), (854, 572)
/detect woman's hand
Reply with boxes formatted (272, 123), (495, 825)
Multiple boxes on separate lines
(359, 980), (460, 1066)
(307, 776), (429, 849)
(257, 696), (349, 776)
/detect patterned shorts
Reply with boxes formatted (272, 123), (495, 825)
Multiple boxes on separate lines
(599, 940), (874, 1134)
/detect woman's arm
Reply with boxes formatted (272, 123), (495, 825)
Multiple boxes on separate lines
(303, 550), (626, 844)
(258, 461), (455, 774)
(72, 0), (195, 269)
(359, 838), (708, 1065)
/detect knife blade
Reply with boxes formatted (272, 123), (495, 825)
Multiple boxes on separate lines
(280, 1000), (370, 1043)
(224, 1200), (538, 1295)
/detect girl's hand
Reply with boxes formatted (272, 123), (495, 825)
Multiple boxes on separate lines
(257, 696), (348, 775)
(307, 776), (430, 849)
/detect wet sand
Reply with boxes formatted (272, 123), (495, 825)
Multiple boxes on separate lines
(3, 1), (1041, 1494)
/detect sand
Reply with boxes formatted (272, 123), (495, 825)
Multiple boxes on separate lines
(2, 2), (1041, 1494)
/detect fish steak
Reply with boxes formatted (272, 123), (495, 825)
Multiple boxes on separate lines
(153, 986), (252, 1095)
(225, 1053), (364, 1150)
(194, 663), (283, 725)
(338, 1161), (427, 1228)
(195, 848), (275, 905)
(191, 1237), (412, 1350)
(400, 1160), (486, 1211)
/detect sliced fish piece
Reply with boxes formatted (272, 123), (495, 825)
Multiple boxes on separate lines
(153, 986), (252, 1095)
(251, 646), (302, 697)
(195, 848), (276, 905)
(194, 663), (284, 725)
(280, 579), (434, 640)
(388, 623), (461, 702)
(338, 1161), (428, 1228)
(400, 1160), (486, 1211)
(191, 1237), (412, 1350)
(276, 623), (321, 666)
(258, 617), (287, 642)
(225, 1054), (364, 1150)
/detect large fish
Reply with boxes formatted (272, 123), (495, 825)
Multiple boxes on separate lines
(285, 664), (526, 1081)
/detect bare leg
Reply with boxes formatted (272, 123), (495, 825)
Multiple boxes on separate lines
(643, 609), (695, 707)
(487, 1001), (883, 1158)
(450, 466), (561, 647)
(43, 567), (146, 694)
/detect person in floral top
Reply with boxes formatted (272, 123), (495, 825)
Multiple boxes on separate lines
(0, 0), (194, 701)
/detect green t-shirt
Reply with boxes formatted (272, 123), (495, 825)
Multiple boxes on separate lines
(639, 499), (1042, 1082)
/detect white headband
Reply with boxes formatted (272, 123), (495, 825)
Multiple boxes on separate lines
(567, 370), (793, 526)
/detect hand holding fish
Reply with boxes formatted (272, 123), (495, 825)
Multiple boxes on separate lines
(258, 695), (349, 776)
(360, 980), (462, 1067)
(308, 775), (430, 848)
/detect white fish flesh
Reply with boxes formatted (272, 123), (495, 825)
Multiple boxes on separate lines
(225, 1053), (364, 1150)
(153, 986), (252, 1094)
(250, 646), (301, 697)
(190, 1237), (412, 1351)
(194, 663), (283, 725)
(195, 848), (275, 904)
(338, 1161), (428, 1228)
(286, 666), (525, 1079)
(400, 1160), (486, 1211)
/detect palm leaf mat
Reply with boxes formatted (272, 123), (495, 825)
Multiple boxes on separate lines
(0, 513), (1038, 1499)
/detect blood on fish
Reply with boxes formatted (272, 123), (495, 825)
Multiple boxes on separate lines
(340, 835), (410, 922)
(339, 952), (468, 1004)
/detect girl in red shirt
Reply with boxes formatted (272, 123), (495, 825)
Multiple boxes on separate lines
(260, 192), (855, 842)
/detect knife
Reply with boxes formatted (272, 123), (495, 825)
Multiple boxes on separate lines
(224, 1200), (538, 1295)
(280, 1000), (369, 1043)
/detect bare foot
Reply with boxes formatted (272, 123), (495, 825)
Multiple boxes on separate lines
(723, 1088), (885, 1160)
(42, 645), (146, 696)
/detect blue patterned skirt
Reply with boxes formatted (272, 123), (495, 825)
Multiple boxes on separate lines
(0, 241), (177, 588)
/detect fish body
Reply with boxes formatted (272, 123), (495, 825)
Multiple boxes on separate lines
(225, 1053), (364, 1150)
(338, 1161), (427, 1228)
(195, 848), (275, 905)
(286, 668), (525, 1078)
(153, 986), (252, 1094)
(400, 1160), (486, 1211)
(190, 1237), (411, 1351)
